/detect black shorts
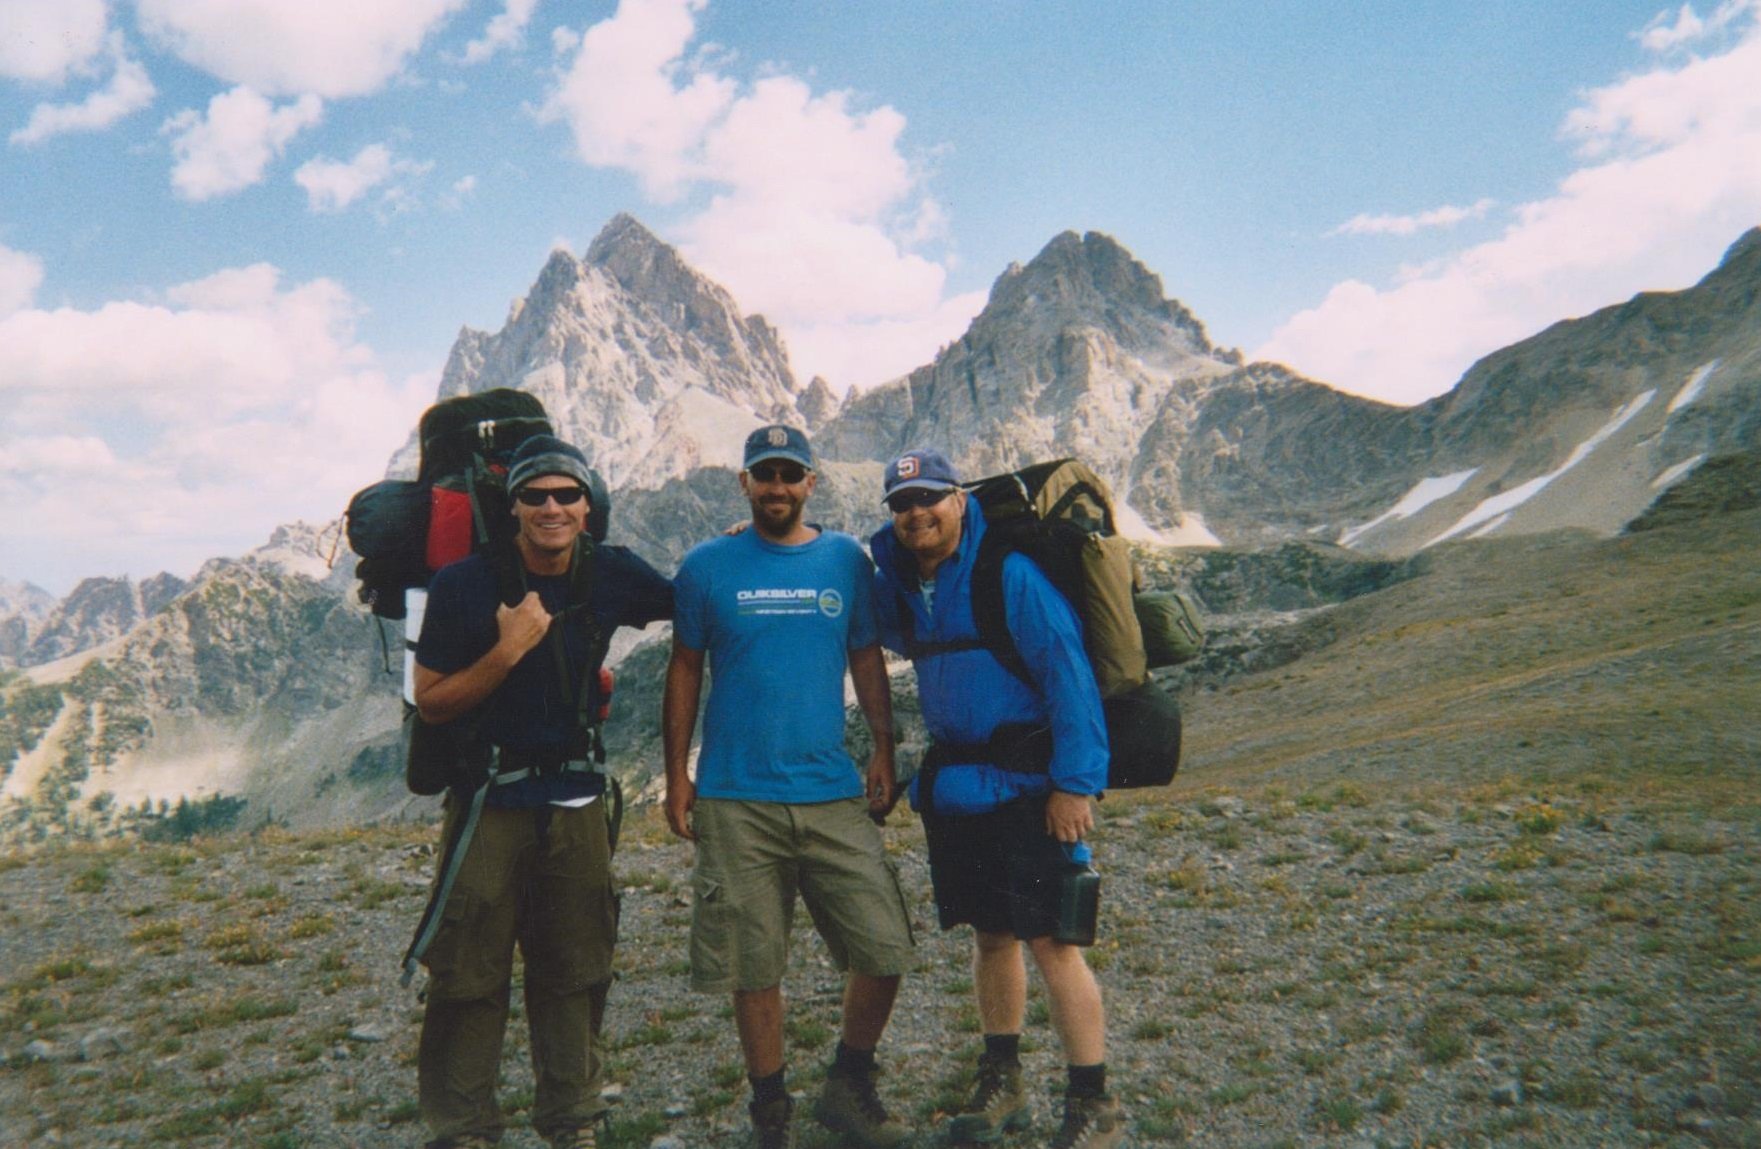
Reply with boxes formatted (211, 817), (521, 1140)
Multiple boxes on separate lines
(924, 794), (1086, 941)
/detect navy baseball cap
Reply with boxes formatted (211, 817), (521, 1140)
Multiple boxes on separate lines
(743, 424), (814, 470)
(881, 449), (961, 501)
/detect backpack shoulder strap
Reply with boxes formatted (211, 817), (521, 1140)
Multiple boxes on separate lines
(969, 526), (1034, 686)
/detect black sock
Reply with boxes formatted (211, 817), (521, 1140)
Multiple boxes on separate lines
(750, 1068), (788, 1106)
(832, 1040), (877, 1078)
(1067, 1062), (1106, 1098)
(983, 1033), (1022, 1065)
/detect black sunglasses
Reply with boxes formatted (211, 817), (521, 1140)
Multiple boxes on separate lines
(748, 462), (808, 484)
(886, 487), (954, 515)
(514, 486), (588, 507)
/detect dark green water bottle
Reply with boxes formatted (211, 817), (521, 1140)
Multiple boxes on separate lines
(1055, 841), (1100, 946)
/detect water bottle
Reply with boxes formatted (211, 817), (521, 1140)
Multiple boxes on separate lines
(1054, 841), (1101, 946)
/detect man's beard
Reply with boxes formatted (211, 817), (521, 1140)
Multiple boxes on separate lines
(751, 494), (804, 539)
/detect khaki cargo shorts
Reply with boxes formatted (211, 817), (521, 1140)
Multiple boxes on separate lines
(689, 797), (916, 993)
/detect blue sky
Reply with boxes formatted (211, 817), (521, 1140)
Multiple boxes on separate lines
(3, 0), (1759, 593)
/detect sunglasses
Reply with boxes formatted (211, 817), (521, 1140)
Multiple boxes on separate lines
(748, 462), (808, 484)
(514, 486), (588, 507)
(886, 487), (954, 515)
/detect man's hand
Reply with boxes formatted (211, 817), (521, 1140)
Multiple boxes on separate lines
(495, 591), (553, 661)
(865, 747), (900, 825)
(1045, 790), (1094, 844)
(665, 775), (697, 841)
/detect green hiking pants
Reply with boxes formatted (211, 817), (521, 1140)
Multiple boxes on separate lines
(417, 798), (618, 1143)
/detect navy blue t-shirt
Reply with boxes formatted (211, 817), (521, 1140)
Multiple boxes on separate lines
(416, 545), (673, 807)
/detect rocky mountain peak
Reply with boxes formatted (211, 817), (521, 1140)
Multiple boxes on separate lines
(814, 228), (1242, 494)
(415, 214), (800, 491)
(982, 229), (1230, 362)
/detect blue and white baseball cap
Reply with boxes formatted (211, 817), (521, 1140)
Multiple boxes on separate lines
(743, 424), (814, 470)
(881, 449), (961, 501)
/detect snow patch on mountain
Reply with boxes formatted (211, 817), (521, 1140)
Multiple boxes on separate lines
(1339, 469), (1479, 548)
(1426, 392), (1655, 547)
(1668, 360), (1719, 414)
(1652, 454), (1706, 490)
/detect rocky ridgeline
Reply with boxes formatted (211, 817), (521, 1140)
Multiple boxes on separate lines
(0, 784), (1753, 1148)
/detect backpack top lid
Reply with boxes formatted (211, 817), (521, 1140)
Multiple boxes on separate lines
(417, 388), (552, 482)
(965, 458), (1117, 537)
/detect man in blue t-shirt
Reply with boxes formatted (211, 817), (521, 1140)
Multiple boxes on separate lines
(411, 435), (671, 1149)
(663, 424), (914, 1149)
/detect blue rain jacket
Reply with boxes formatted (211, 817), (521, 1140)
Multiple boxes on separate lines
(871, 500), (1109, 815)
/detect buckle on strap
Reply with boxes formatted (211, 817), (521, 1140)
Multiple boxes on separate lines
(487, 746), (605, 784)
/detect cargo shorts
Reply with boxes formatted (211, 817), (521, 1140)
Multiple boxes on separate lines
(689, 797), (916, 993)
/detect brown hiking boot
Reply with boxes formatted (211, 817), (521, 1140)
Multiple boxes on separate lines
(1048, 1092), (1124, 1149)
(947, 1054), (1030, 1142)
(812, 1068), (910, 1149)
(548, 1123), (599, 1149)
(750, 1094), (796, 1149)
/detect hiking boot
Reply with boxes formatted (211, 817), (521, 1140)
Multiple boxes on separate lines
(1048, 1092), (1124, 1149)
(750, 1094), (796, 1149)
(548, 1124), (599, 1149)
(812, 1068), (910, 1149)
(947, 1054), (1030, 1142)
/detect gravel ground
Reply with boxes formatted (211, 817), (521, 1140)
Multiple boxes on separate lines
(2, 784), (1756, 1149)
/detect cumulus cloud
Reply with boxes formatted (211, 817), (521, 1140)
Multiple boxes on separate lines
(294, 143), (431, 213)
(162, 87), (323, 201)
(0, 243), (44, 318)
(1328, 198), (1496, 238)
(538, 0), (962, 391)
(0, 0), (109, 84)
(137, 0), (467, 99)
(1255, 10), (1761, 406)
(459, 0), (540, 64)
(10, 32), (156, 146)
(0, 262), (433, 592)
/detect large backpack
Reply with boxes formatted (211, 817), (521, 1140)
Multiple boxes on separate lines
(345, 388), (610, 618)
(904, 458), (1202, 790)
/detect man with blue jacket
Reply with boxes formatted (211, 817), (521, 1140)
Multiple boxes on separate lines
(871, 449), (1124, 1149)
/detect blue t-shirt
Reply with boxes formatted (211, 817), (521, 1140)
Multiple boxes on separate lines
(673, 528), (878, 803)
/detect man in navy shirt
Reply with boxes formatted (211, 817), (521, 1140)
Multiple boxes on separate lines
(663, 424), (914, 1149)
(412, 435), (671, 1149)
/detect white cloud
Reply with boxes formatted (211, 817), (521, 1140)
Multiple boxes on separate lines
(1255, 11), (1761, 406)
(0, 243), (44, 317)
(0, 0), (108, 84)
(0, 263), (433, 592)
(1638, 0), (1754, 51)
(294, 143), (431, 213)
(540, 0), (958, 391)
(1328, 198), (1496, 238)
(162, 87), (324, 201)
(137, 0), (467, 99)
(460, 0), (540, 64)
(10, 32), (155, 146)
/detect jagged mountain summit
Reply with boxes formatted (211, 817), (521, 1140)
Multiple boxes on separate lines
(392, 214), (804, 489)
(816, 230), (1244, 539)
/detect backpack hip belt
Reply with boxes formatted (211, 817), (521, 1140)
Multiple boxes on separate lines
(489, 743), (608, 785)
